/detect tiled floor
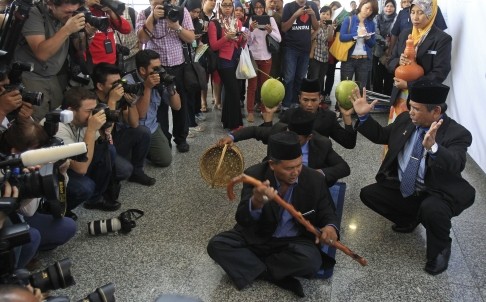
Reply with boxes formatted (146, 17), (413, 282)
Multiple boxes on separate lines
(39, 90), (486, 302)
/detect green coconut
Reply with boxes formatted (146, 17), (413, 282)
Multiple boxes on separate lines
(335, 80), (359, 110)
(261, 78), (285, 108)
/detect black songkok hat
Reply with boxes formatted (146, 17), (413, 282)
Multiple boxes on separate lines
(300, 78), (321, 93)
(268, 131), (302, 160)
(409, 80), (449, 105)
(288, 108), (315, 136)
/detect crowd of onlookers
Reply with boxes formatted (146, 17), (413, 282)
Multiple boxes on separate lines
(0, 0), (454, 297)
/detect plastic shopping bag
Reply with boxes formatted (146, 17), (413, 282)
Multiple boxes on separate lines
(236, 46), (257, 79)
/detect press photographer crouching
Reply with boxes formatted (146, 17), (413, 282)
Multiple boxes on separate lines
(0, 118), (76, 270)
(0, 74), (34, 130)
(92, 63), (155, 186)
(55, 87), (122, 212)
(13, 0), (87, 121)
(122, 49), (181, 167)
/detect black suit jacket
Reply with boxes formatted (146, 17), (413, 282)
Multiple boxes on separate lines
(233, 123), (350, 186)
(357, 112), (475, 216)
(279, 108), (357, 149)
(234, 163), (339, 244)
(388, 26), (452, 105)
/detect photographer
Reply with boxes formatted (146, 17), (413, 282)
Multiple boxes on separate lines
(92, 63), (155, 186)
(136, 0), (195, 153)
(123, 49), (180, 168)
(55, 87), (121, 211)
(0, 118), (76, 269)
(84, 0), (131, 65)
(0, 76), (33, 131)
(13, 0), (87, 121)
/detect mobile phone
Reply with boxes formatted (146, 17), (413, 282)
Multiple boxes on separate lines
(235, 31), (243, 36)
(324, 20), (332, 25)
(304, 5), (309, 9)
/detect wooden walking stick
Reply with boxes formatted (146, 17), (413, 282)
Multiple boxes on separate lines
(227, 174), (368, 266)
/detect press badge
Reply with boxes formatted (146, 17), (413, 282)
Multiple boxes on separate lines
(104, 39), (113, 54)
(427, 50), (437, 55)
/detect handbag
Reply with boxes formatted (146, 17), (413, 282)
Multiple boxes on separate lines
(236, 46), (257, 79)
(182, 43), (208, 92)
(329, 17), (354, 62)
(266, 34), (280, 54)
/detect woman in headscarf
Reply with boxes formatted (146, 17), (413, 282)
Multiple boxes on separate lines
(371, 0), (396, 95)
(387, 0), (451, 122)
(245, 0), (281, 123)
(208, 0), (247, 130)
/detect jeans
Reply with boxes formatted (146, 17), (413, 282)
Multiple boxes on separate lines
(18, 213), (76, 268)
(282, 47), (310, 108)
(307, 59), (329, 95)
(113, 125), (151, 176)
(67, 142), (115, 209)
(340, 58), (372, 90)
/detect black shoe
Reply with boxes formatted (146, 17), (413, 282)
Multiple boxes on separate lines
(176, 142), (190, 153)
(424, 244), (451, 275)
(129, 172), (156, 186)
(65, 210), (78, 221)
(391, 221), (420, 233)
(272, 276), (305, 298)
(83, 200), (121, 211)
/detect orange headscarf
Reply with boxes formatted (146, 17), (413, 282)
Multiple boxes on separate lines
(411, 0), (438, 46)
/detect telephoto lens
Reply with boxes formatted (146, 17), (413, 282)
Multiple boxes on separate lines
(29, 258), (75, 292)
(88, 217), (122, 235)
(88, 209), (144, 235)
(77, 282), (116, 302)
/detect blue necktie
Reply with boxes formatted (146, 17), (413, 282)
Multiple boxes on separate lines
(400, 129), (425, 197)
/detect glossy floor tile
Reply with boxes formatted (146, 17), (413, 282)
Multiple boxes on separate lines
(37, 91), (486, 302)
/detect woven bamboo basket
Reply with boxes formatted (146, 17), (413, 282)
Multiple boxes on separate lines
(199, 144), (244, 187)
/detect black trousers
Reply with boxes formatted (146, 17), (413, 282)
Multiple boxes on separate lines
(157, 64), (189, 145)
(360, 182), (453, 259)
(207, 229), (321, 290)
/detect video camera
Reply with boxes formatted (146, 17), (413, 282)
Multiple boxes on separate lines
(73, 7), (110, 32)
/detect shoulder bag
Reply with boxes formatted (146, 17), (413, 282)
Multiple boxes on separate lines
(329, 17), (354, 62)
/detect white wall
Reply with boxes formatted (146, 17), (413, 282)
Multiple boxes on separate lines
(439, 0), (486, 173)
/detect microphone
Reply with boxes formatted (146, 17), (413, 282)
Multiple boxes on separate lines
(0, 142), (87, 168)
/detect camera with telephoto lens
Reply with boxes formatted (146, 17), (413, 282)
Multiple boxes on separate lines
(88, 209), (144, 235)
(73, 7), (110, 32)
(0, 258), (75, 291)
(4, 83), (43, 106)
(161, 0), (182, 22)
(92, 103), (121, 130)
(112, 78), (144, 96)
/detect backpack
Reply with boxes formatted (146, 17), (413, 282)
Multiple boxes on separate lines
(199, 19), (222, 73)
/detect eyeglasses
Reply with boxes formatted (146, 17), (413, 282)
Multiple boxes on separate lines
(221, 4), (233, 7)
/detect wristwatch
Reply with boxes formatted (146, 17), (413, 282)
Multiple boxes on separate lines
(427, 142), (438, 154)
(175, 26), (183, 34)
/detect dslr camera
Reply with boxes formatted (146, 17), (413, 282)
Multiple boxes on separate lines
(152, 66), (175, 86)
(88, 209), (144, 235)
(2, 62), (43, 107)
(92, 103), (121, 130)
(112, 78), (144, 96)
(97, 0), (126, 15)
(73, 7), (110, 32)
(161, 0), (182, 22)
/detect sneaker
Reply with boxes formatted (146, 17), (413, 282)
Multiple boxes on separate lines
(187, 131), (196, 138)
(83, 199), (121, 211)
(129, 172), (156, 186)
(176, 142), (190, 153)
(195, 113), (206, 121)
